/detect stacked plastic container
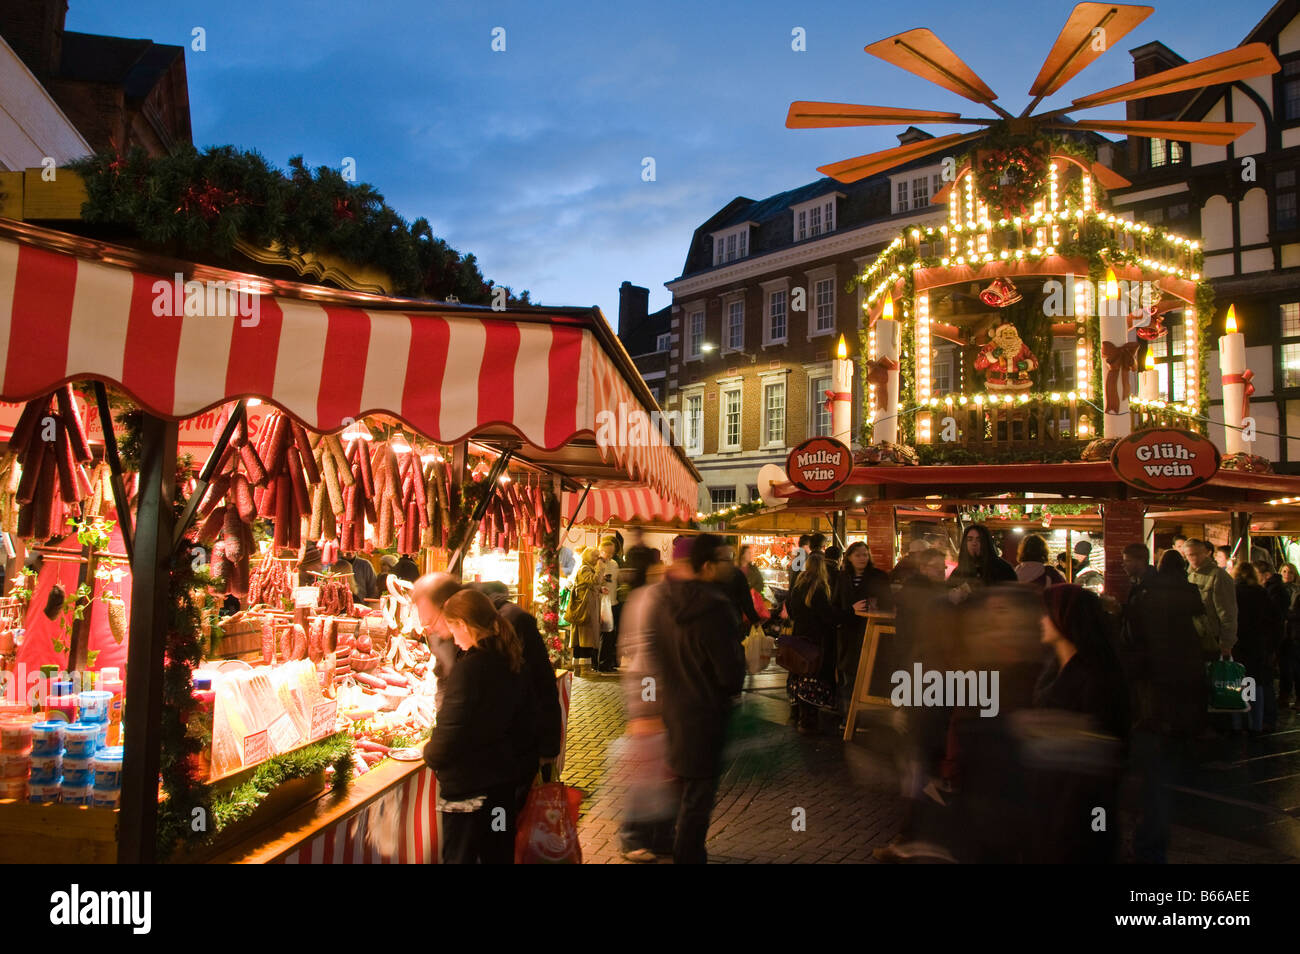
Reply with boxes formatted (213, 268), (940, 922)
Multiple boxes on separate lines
(0, 719), (33, 801)
(28, 721), (64, 803)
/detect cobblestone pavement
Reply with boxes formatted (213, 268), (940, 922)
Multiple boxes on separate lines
(559, 666), (1300, 864)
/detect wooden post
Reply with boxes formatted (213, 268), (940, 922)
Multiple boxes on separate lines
(1230, 512), (1252, 564)
(865, 502), (896, 571)
(117, 414), (177, 864)
(545, 475), (563, 658)
(65, 545), (96, 673)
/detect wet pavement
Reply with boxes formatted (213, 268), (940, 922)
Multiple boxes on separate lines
(559, 665), (1300, 864)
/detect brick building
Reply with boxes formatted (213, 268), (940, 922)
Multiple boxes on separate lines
(0, 0), (191, 157)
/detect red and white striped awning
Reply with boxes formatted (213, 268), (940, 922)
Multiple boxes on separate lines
(563, 486), (691, 527)
(0, 227), (697, 517)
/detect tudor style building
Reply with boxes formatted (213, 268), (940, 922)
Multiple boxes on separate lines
(1109, 0), (1300, 472)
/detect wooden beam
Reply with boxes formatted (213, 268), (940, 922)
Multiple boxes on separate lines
(92, 382), (134, 566)
(172, 402), (244, 553)
(117, 414), (177, 864)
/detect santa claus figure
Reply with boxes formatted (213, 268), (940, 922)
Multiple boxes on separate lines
(974, 323), (1038, 391)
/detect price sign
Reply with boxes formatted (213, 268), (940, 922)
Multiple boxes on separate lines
(310, 699), (338, 741)
(242, 729), (270, 765)
(266, 712), (302, 753)
(293, 586), (320, 609)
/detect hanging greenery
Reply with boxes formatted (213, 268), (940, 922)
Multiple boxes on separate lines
(208, 732), (353, 834)
(70, 147), (533, 304)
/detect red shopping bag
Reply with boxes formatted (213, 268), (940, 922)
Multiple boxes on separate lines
(515, 782), (585, 864)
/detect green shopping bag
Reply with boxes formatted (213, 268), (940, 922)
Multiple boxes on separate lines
(1207, 658), (1249, 712)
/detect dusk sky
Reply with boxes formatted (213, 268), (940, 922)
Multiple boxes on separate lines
(68, 0), (1270, 328)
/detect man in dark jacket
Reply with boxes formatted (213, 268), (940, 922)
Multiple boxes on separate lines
(707, 543), (762, 642)
(651, 533), (746, 864)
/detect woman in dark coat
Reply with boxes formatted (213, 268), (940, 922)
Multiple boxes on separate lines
(948, 523), (1017, 593)
(1031, 584), (1129, 864)
(785, 553), (840, 735)
(1233, 562), (1282, 733)
(833, 542), (894, 715)
(423, 589), (532, 864)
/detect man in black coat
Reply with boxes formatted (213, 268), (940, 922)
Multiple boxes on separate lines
(650, 533), (746, 864)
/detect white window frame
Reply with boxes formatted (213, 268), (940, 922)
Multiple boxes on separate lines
(896, 181), (909, 212)
(791, 194), (841, 243)
(761, 278), (790, 346)
(709, 486), (737, 512)
(718, 380), (743, 453)
(685, 307), (705, 361)
(759, 369), (785, 452)
(711, 224), (753, 266)
(724, 298), (745, 353)
(912, 176), (929, 209)
(682, 387), (704, 456)
(656, 332), (670, 352)
(803, 265), (837, 339)
(807, 368), (832, 437)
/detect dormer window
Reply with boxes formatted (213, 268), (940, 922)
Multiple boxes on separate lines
(792, 194), (842, 243)
(712, 225), (751, 266)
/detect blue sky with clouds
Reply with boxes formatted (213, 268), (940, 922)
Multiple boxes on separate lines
(68, 0), (1272, 326)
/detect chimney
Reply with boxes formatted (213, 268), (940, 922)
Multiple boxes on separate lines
(0, 0), (68, 84)
(897, 126), (934, 146)
(618, 281), (650, 332)
(1127, 42), (1190, 121)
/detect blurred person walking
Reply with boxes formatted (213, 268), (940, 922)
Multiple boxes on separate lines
(712, 542), (763, 643)
(1282, 563), (1300, 709)
(1234, 562), (1283, 734)
(785, 552), (840, 735)
(648, 534), (745, 863)
(1031, 584), (1129, 863)
(422, 589), (532, 864)
(1014, 533), (1066, 588)
(1122, 547), (1206, 863)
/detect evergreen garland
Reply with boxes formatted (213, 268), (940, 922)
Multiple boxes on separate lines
(70, 147), (533, 304)
(209, 733), (354, 833)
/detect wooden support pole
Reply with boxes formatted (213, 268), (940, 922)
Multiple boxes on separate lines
(117, 414), (177, 864)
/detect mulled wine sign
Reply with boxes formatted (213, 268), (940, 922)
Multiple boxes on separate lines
(1109, 428), (1220, 494)
(787, 437), (852, 495)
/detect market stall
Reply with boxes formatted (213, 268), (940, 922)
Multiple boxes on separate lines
(0, 217), (697, 863)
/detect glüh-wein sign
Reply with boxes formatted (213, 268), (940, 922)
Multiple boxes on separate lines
(787, 437), (852, 495)
(1109, 428), (1221, 494)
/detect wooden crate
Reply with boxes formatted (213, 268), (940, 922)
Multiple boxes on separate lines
(0, 799), (119, 864)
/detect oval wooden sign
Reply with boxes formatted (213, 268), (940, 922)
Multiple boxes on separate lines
(787, 437), (853, 495)
(1109, 428), (1221, 494)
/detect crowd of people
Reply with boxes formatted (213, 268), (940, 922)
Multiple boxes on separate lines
(400, 522), (1294, 864)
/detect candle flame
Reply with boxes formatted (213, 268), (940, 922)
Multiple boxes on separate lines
(881, 293), (894, 321)
(1144, 351), (1155, 371)
(1225, 304), (1237, 334)
(1103, 268), (1118, 300)
(836, 335), (848, 360)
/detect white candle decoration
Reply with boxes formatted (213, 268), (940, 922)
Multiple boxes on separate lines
(872, 319), (900, 445)
(832, 336), (855, 447)
(1218, 313), (1247, 456)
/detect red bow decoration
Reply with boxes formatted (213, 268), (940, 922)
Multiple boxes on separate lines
(864, 357), (900, 411)
(1128, 301), (1170, 341)
(333, 197), (355, 221)
(1222, 369), (1255, 424)
(1101, 340), (1141, 413)
(823, 389), (852, 417)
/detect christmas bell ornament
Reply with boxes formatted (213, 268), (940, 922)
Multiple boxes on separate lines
(979, 276), (1022, 308)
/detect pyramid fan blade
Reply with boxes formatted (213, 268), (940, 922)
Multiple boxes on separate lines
(865, 29), (1000, 107)
(1028, 3), (1153, 98)
(818, 132), (983, 184)
(1069, 43), (1280, 110)
(1057, 119), (1255, 145)
(786, 102), (967, 128)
